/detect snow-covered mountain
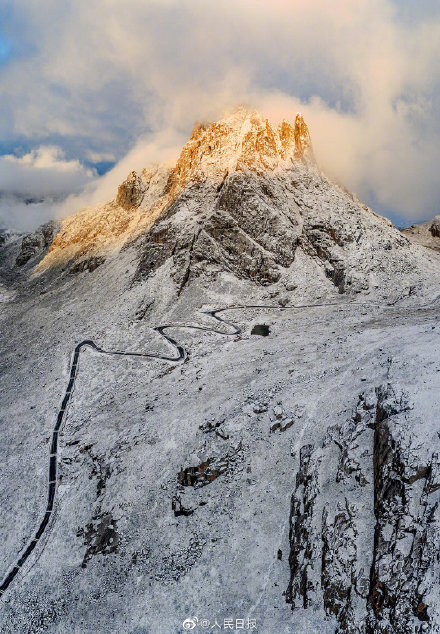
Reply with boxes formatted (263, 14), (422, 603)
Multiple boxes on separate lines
(15, 107), (438, 297)
(0, 109), (439, 634)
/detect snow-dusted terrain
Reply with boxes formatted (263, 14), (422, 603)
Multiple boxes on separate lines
(0, 109), (439, 633)
(403, 216), (440, 253)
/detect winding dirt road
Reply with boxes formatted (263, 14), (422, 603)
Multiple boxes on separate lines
(0, 299), (435, 598)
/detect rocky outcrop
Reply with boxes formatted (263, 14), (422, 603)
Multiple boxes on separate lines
(403, 215), (440, 252)
(293, 113), (313, 159)
(172, 443), (244, 518)
(77, 513), (119, 569)
(0, 229), (9, 248)
(116, 171), (145, 209)
(300, 220), (348, 293)
(15, 221), (60, 267)
(68, 255), (106, 274)
(286, 383), (440, 633)
(430, 217), (440, 238)
(35, 164), (172, 273)
(366, 387), (439, 633)
(178, 455), (229, 488)
(133, 156), (424, 299)
(134, 171), (302, 287)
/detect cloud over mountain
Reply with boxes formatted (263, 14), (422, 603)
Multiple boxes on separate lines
(1, 0), (440, 229)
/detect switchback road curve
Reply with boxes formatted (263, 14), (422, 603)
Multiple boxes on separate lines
(0, 299), (435, 598)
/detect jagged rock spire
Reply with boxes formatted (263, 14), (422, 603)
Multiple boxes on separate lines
(165, 107), (315, 196)
(293, 113), (313, 158)
(116, 171), (145, 209)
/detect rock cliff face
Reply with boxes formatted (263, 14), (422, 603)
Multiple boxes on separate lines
(132, 158), (428, 298)
(430, 218), (440, 238)
(286, 382), (440, 633)
(15, 221), (60, 267)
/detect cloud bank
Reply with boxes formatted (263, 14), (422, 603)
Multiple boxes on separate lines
(0, 146), (96, 231)
(0, 146), (95, 199)
(0, 0), (440, 230)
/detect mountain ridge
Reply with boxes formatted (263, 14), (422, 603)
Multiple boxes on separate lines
(32, 108), (313, 274)
(8, 107), (439, 305)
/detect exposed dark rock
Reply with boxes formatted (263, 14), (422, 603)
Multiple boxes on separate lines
(134, 297), (155, 321)
(366, 386), (438, 633)
(0, 230), (8, 247)
(286, 384), (439, 633)
(68, 255), (106, 274)
(173, 445), (244, 521)
(15, 221), (60, 266)
(129, 155), (428, 298)
(178, 456), (229, 488)
(286, 443), (321, 610)
(77, 513), (119, 568)
(301, 221), (347, 293)
(134, 173), (301, 288)
(429, 217), (440, 238)
(172, 495), (194, 517)
(403, 214), (440, 252)
(321, 501), (358, 627)
(198, 420), (229, 440)
(270, 419), (294, 433)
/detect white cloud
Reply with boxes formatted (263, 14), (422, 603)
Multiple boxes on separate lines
(84, 150), (116, 164)
(0, 197), (59, 233)
(56, 129), (184, 221)
(0, 146), (95, 199)
(0, 146), (95, 231)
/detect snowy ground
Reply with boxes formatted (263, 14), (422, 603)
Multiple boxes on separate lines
(0, 238), (439, 632)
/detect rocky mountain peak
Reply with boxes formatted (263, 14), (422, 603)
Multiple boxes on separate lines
(430, 215), (440, 237)
(165, 107), (314, 195)
(32, 108), (318, 273)
(18, 107), (437, 303)
(293, 112), (312, 157)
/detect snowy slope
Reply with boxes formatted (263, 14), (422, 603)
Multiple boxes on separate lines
(0, 109), (439, 634)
